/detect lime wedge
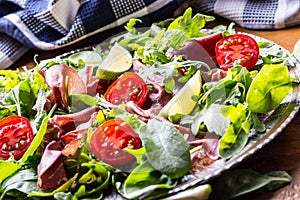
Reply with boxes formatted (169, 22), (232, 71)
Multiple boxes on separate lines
(159, 70), (202, 117)
(293, 39), (300, 61)
(162, 184), (211, 200)
(96, 43), (132, 80)
(68, 51), (102, 67)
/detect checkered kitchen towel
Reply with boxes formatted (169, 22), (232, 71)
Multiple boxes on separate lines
(190, 0), (300, 29)
(1, 0), (300, 69)
(0, 0), (183, 69)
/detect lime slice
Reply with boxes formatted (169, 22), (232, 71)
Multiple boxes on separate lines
(68, 51), (102, 67)
(162, 184), (211, 200)
(96, 43), (132, 80)
(159, 70), (202, 117)
(293, 39), (300, 61)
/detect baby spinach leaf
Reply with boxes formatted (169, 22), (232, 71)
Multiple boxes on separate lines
(140, 119), (191, 179)
(218, 125), (248, 159)
(264, 171), (293, 190)
(251, 112), (266, 132)
(246, 64), (294, 114)
(209, 169), (292, 200)
(120, 160), (176, 199)
(0, 168), (42, 200)
(219, 104), (252, 159)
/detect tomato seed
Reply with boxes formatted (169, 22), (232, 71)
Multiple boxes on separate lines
(20, 140), (26, 146)
(5, 144), (12, 151)
(15, 142), (20, 149)
(2, 143), (7, 150)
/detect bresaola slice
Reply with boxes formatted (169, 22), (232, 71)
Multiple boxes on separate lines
(45, 64), (87, 111)
(49, 106), (100, 135)
(37, 141), (67, 191)
(194, 31), (223, 58)
(166, 40), (217, 69)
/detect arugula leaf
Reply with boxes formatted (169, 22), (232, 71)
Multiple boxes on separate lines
(200, 80), (238, 106)
(0, 70), (20, 92)
(0, 68), (48, 118)
(31, 89), (47, 131)
(117, 28), (152, 50)
(21, 106), (55, 163)
(139, 29), (189, 65)
(140, 119), (191, 179)
(200, 65), (254, 108)
(4, 81), (35, 117)
(180, 104), (230, 136)
(0, 107), (13, 120)
(258, 41), (289, 65)
(168, 7), (215, 38)
(124, 18), (142, 33)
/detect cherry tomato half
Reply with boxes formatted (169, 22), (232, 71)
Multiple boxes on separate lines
(215, 34), (259, 71)
(0, 116), (34, 160)
(104, 72), (148, 107)
(90, 119), (141, 166)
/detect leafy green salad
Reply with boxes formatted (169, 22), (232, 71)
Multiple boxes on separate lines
(0, 7), (298, 200)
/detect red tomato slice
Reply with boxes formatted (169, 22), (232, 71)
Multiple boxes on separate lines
(104, 72), (148, 107)
(0, 116), (34, 160)
(215, 34), (259, 71)
(90, 119), (141, 166)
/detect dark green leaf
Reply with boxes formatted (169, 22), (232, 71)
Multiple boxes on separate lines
(209, 169), (292, 200)
(120, 160), (176, 199)
(0, 168), (42, 199)
(140, 119), (191, 179)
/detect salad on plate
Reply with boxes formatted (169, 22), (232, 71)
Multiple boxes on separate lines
(0, 7), (299, 200)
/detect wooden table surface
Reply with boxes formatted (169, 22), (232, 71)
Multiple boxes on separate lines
(10, 18), (300, 200)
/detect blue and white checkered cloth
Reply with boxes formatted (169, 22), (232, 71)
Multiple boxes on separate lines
(0, 0), (183, 69)
(1, 0), (300, 69)
(190, 0), (300, 29)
